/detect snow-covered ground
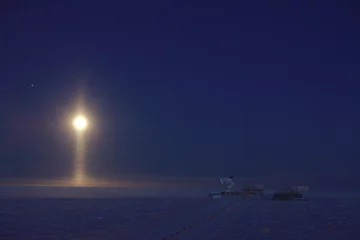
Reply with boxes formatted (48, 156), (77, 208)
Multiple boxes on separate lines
(0, 197), (359, 240)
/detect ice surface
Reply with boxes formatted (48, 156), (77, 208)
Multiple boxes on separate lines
(0, 197), (359, 240)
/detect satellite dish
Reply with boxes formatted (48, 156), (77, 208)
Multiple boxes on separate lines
(220, 176), (235, 191)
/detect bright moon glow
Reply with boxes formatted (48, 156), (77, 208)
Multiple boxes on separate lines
(73, 115), (88, 131)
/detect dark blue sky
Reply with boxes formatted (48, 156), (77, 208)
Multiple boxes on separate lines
(1, 0), (360, 183)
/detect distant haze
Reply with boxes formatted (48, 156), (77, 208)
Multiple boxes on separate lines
(0, 173), (359, 199)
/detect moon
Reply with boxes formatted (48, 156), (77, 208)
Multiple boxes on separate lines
(72, 115), (88, 131)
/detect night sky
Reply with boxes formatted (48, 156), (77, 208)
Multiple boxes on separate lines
(1, 1), (360, 188)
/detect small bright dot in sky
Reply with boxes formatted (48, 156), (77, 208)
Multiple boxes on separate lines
(31, 84), (34, 87)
